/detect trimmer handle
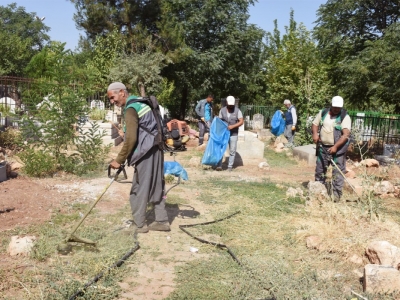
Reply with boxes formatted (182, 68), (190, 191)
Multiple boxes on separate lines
(108, 163), (127, 180)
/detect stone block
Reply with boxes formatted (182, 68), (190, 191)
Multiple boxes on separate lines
(364, 264), (400, 293)
(292, 144), (317, 166)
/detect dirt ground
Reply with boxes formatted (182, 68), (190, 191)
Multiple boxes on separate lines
(0, 139), (326, 299)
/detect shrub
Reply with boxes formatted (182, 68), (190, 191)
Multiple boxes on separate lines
(0, 128), (23, 150)
(19, 148), (57, 177)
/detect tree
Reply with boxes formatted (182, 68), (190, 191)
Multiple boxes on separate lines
(336, 23), (400, 113)
(263, 12), (332, 144)
(0, 3), (50, 76)
(20, 43), (108, 176)
(70, 0), (160, 50)
(313, 0), (400, 109)
(158, 0), (265, 118)
(108, 39), (170, 97)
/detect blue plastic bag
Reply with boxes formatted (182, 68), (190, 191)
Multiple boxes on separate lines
(270, 110), (285, 136)
(164, 161), (188, 181)
(201, 118), (230, 166)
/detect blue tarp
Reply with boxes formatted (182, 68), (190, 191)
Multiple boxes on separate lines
(201, 117), (230, 166)
(270, 110), (285, 136)
(164, 161), (188, 181)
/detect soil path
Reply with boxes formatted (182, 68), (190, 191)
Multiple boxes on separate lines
(0, 142), (315, 299)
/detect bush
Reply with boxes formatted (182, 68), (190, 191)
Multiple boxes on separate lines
(88, 108), (106, 121)
(0, 128), (23, 150)
(19, 148), (57, 177)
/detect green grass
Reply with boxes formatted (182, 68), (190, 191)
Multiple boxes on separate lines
(264, 146), (298, 168)
(165, 177), (363, 299)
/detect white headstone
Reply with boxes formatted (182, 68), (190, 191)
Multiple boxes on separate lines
(0, 97), (16, 113)
(252, 113), (264, 130)
(90, 100), (105, 110)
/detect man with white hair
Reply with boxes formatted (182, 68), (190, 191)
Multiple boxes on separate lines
(107, 82), (170, 233)
(283, 99), (297, 147)
(311, 96), (352, 202)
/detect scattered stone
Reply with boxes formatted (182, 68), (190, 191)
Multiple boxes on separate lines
(7, 235), (37, 256)
(373, 181), (395, 195)
(275, 142), (284, 149)
(365, 241), (400, 269)
(258, 161), (270, 171)
(348, 254), (364, 265)
(286, 187), (303, 198)
(196, 144), (206, 151)
(345, 169), (356, 179)
(10, 161), (23, 171)
(307, 181), (330, 202)
(364, 264), (400, 293)
(189, 157), (201, 167)
(352, 268), (364, 278)
(360, 158), (380, 168)
(306, 235), (321, 250)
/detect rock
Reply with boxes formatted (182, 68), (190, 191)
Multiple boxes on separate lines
(348, 254), (364, 265)
(360, 159), (380, 168)
(286, 187), (303, 198)
(275, 142), (284, 149)
(353, 268), (364, 278)
(345, 169), (356, 179)
(0, 152), (5, 161)
(274, 148), (284, 153)
(196, 144), (207, 151)
(365, 241), (400, 269)
(307, 181), (329, 202)
(364, 264), (400, 293)
(374, 181), (395, 195)
(10, 161), (23, 171)
(7, 235), (37, 256)
(258, 161), (270, 171)
(306, 235), (321, 250)
(189, 156), (201, 167)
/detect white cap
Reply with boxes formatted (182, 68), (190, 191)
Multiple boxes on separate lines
(332, 96), (344, 108)
(283, 99), (291, 105)
(107, 82), (126, 91)
(226, 96), (235, 105)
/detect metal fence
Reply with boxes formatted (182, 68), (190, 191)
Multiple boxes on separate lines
(239, 105), (279, 129)
(350, 113), (400, 154)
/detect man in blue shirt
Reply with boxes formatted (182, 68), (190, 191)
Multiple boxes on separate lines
(195, 94), (214, 146)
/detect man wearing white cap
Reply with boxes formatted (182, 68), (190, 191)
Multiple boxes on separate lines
(107, 82), (170, 233)
(216, 96), (243, 171)
(283, 99), (297, 147)
(311, 96), (352, 202)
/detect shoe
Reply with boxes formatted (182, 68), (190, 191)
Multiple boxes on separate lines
(228, 168), (232, 172)
(148, 221), (171, 231)
(216, 167), (222, 171)
(333, 196), (341, 203)
(135, 224), (149, 233)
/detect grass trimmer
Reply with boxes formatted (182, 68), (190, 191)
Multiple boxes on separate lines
(57, 164), (127, 254)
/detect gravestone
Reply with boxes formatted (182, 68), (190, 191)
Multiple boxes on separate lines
(252, 113), (264, 130)
(90, 100), (105, 110)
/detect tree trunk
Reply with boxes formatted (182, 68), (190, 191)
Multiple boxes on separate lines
(139, 83), (146, 97)
(179, 86), (188, 120)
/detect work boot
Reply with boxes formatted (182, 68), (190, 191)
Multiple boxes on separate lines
(148, 221), (171, 231)
(216, 166), (222, 171)
(228, 167), (232, 172)
(135, 224), (149, 233)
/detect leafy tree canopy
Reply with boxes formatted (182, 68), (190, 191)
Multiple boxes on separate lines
(0, 3), (50, 76)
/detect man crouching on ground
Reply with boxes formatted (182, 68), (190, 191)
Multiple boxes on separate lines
(107, 82), (170, 233)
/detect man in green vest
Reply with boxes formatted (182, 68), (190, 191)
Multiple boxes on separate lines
(311, 96), (351, 202)
(108, 82), (170, 233)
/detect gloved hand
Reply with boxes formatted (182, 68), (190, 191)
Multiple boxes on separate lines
(291, 125), (296, 131)
(201, 117), (205, 122)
